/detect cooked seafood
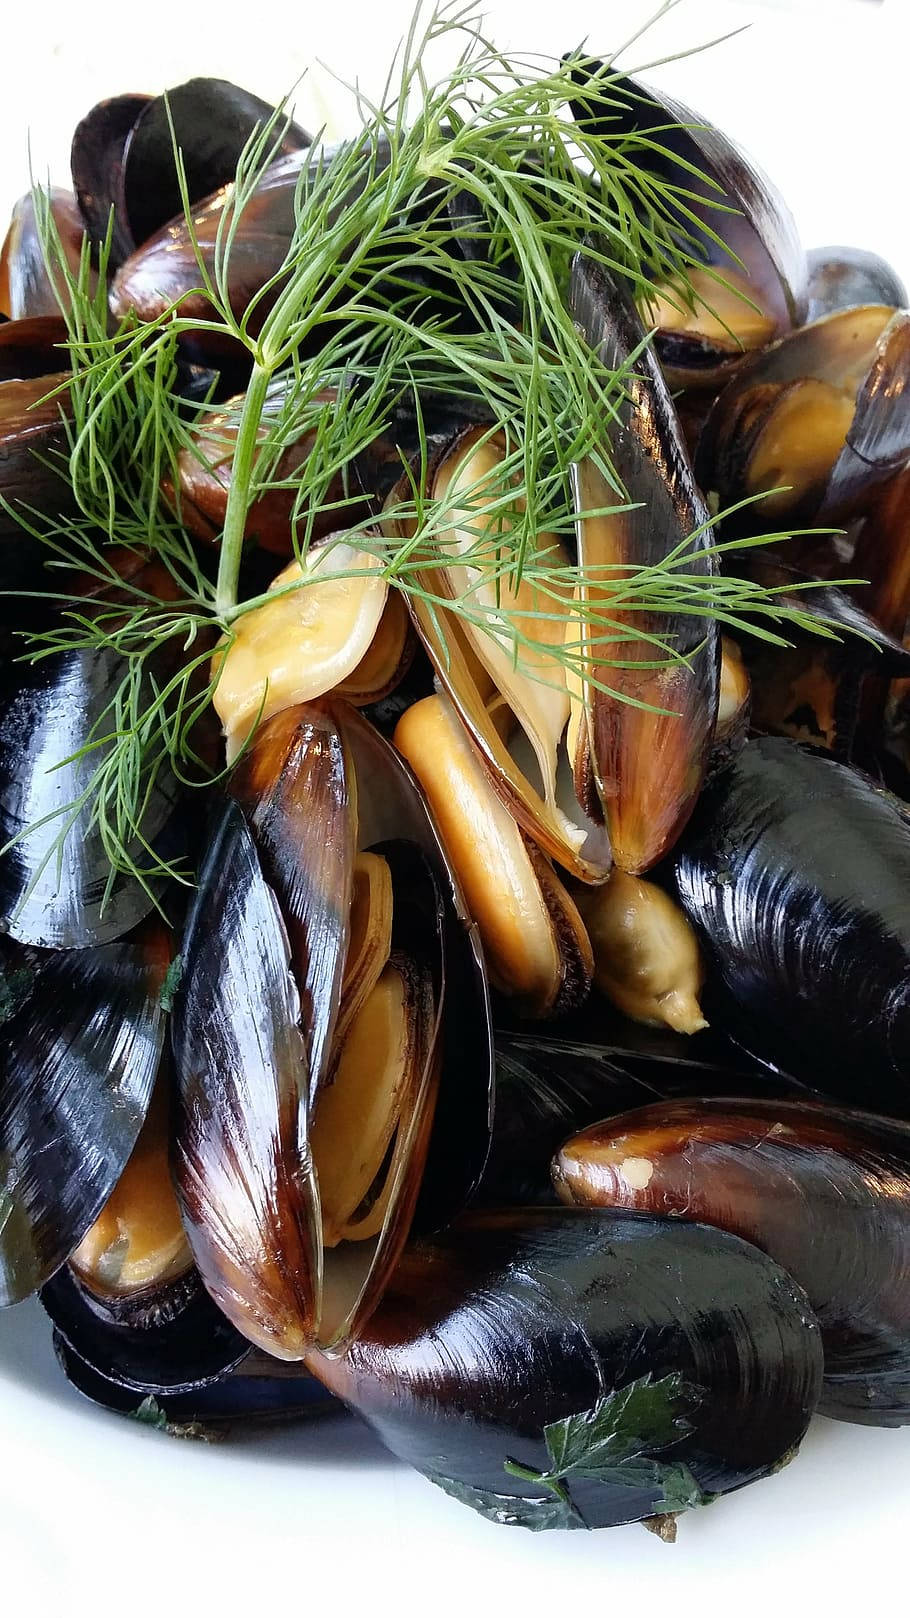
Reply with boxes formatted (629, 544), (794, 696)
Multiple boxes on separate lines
(674, 736), (910, 1112)
(307, 1208), (823, 1529)
(554, 1097), (910, 1425)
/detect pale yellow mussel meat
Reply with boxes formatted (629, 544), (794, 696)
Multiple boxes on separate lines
(389, 428), (611, 882)
(576, 867), (708, 1034)
(212, 541), (387, 761)
(646, 265), (777, 355)
(70, 1081), (192, 1301)
(395, 692), (592, 1018)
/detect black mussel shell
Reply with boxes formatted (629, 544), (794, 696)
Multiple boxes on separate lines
(122, 79), (309, 254)
(567, 62), (805, 382)
(51, 1331), (341, 1427)
(480, 1023), (809, 1207)
(308, 1207), (822, 1531)
(0, 929), (166, 1305)
(71, 94), (152, 266)
(109, 138), (383, 341)
(0, 643), (182, 948)
(41, 1263), (249, 1397)
(807, 247), (908, 323)
(674, 735), (910, 1114)
(0, 315), (70, 381)
(570, 251), (719, 872)
(0, 371), (73, 560)
(554, 1097), (910, 1425)
(72, 81), (308, 270)
(172, 798), (321, 1361)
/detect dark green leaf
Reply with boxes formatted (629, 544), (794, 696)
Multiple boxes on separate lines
(131, 1395), (169, 1430)
(429, 1472), (585, 1532)
(158, 955), (184, 1013)
(543, 1371), (699, 1474)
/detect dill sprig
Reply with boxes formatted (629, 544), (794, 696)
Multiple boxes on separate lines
(13, 0), (842, 891)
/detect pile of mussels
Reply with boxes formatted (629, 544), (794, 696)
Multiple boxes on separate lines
(3, 69), (910, 1539)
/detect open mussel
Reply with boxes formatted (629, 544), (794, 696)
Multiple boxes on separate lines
(172, 699), (492, 1360)
(0, 924), (166, 1305)
(568, 63), (806, 388)
(383, 424), (612, 883)
(555, 1097), (910, 1425)
(569, 252), (719, 872)
(807, 246), (908, 322)
(395, 693), (593, 1018)
(696, 305), (910, 531)
(674, 734), (910, 1114)
(72, 79), (309, 271)
(306, 1207), (822, 1530)
(727, 555), (910, 759)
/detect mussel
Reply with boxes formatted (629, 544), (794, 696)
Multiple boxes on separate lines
(72, 79), (309, 271)
(211, 539), (408, 762)
(164, 381), (364, 555)
(171, 700), (492, 1359)
(806, 246), (908, 323)
(384, 424), (612, 883)
(696, 305), (910, 530)
(568, 64), (806, 387)
(574, 868), (707, 1035)
(307, 1208), (822, 1530)
(569, 252), (719, 872)
(395, 693), (593, 1018)
(554, 1097), (910, 1425)
(0, 925), (166, 1305)
(0, 639), (182, 947)
(674, 734), (910, 1113)
(0, 189), (89, 320)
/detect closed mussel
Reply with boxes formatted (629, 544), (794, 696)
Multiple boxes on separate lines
(307, 1207), (822, 1531)
(806, 246), (908, 322)
(674, 735), (910, 1113)
(554, 1097), (910, 1424)
(172, 699), (492, 1359)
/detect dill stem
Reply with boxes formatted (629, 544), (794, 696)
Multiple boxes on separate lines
(214, 360), (272, 616)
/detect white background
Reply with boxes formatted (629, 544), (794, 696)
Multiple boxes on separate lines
(2, 2), (909, 1615)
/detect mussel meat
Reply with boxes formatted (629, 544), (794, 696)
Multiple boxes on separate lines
(570, 252), (719, 872)
(172, 700), (492, 1358)
(697, 304), (910, 530)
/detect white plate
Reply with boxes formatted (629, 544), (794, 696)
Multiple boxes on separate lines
(1, 3), (909, 1612)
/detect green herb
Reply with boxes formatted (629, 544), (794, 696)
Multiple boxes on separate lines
(502, 1371), (709, 1524)
(429, 1471), (585, 1531)
(16, 0), (846, 891)
(0, 963), (34, 1027)
(132, 1394), (169, 1430)
(158, 954), (184, 1013)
